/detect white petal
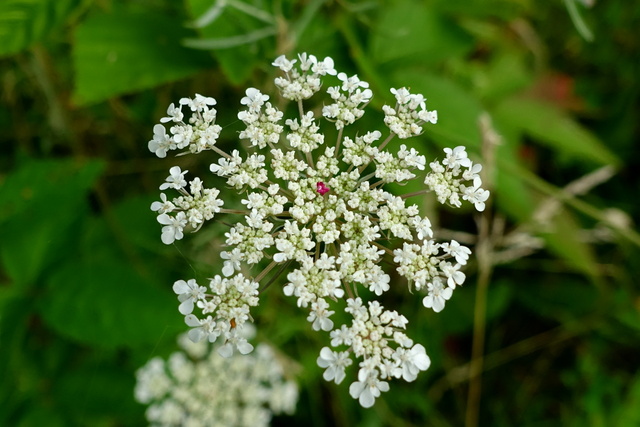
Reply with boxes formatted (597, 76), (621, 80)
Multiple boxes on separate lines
(349, 381), (365, 400)
(157, 213), (172, 225)
(178, 299), (194, 315)
(184, 314), (200, 327)
(161, 230), (175, 245)
(222, 261), (235, 277)
(422, 295), (433, 309)
(432, 296), (445, 313)
(172, 280), (189, 294)
(187, 328), (204, 342)
(217, 343), (233, 358)
(359, 388), (375, 408)
(237, 340), (254, 354)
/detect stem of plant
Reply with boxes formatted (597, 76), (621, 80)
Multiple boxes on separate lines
(465, 113), (499, 427)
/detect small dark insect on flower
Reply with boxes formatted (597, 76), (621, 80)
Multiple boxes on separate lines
(316, 182), (330, 195)
(230, 318), (237, 329)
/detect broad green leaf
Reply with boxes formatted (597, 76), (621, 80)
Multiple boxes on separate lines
(73, 8), (213, 105)
(0, 158), (103, 222)
(39, 259), (183, 348)
(494, 164), (537, 222)
(476, 51), (534, 102)
(0, 0), (81, 57)
(616, 373), (640, 426)
(54, 367), (142, 421)
(612, 287), (640, 334)
(391, 70), (483, 149)
(370, 0), (474, 66)
(0, 159), (104, 286)
(491, 114), (538, 222)
(493, 96), (620, 167)
(16, 407), (66, 427)
(0, 295), (32, 424)
(114, 194), (174, 252)
(432, 0), (531, 20)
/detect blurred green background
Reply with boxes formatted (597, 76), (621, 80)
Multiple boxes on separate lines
(1, 0), (639, 425)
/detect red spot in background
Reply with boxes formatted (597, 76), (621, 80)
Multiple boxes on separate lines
(529, 73), (585, 112)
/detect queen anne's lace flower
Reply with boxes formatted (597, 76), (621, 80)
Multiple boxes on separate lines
(135, 330), (298, 427)
(148, 94), (222, 157)
(424, 146), (490, 211)
(383, 87), (437, 139)
(322, 73), (373, 130)
(147, 53), (490, 408)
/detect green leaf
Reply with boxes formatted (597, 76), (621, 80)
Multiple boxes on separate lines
(616, 373), (640, 426)
(486, 115), (538, 222)
(16, 407), (66, 427)
(370, 0), (474, 66)
(0, 158), (103, 222)
(477, 51), (534, 102)
(432, 0), (531, 20)
(0, 294), (32, 424)
(0, 0), (81, 57)
(495, 168), (536, 223)
(0, 159), (104, 286)
(111, 195), (168, 253)
(80, 194), (167, 262)
(72, 8), (213, 105)
(611, 287), (640, 334)
(493, 96), (620, 167)
(54, 367), (142, 421)
(39, 259), (184, 348)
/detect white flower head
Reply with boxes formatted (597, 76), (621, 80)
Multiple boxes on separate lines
(147, 52), (488, 408)
(173, 279), (206, 315)
(317, 347), (352, 384)
(349, 371), (390, 408)
(135, 333), (298, 425)
(241, 87), (270, 111)
(148, 124), (173, 158)
(422, 278), (453, 312)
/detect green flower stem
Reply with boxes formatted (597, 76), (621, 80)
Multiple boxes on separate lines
(254, 260), (279, 283)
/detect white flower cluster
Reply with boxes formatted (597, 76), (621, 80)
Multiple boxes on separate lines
(175, 275), (259, 357)
(135, 331), (298, 427)
(151, 166), (225, 244)
(383, 87), (437, 139)
(317, 298), (431, 408)
(424, 146), (490, 211)
(238, 88), (284, 149)
(147, 52), (490, 407)
(273, 53), (337, 101)
(148, 94), (222, 158)
(323, 73), (373, 130)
